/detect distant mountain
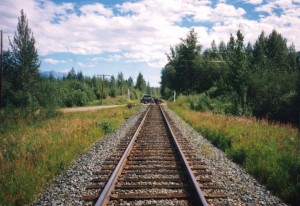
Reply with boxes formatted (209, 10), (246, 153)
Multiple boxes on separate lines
(39, 70), (67, 79)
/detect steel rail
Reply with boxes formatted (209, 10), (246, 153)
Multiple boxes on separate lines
(94, 106), (152, 206)
(159, 105), (209, 206)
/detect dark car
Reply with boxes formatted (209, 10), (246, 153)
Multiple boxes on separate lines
(140, 94), (152, 104)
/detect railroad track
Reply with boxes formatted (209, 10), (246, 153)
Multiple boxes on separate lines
(82, 105), (226, 205)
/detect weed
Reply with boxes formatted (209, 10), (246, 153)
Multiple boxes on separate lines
(169, 103), (299, 205)
(0, 106), (137, 205)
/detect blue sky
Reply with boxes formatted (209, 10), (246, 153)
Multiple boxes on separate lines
(1, 0), (300, 87)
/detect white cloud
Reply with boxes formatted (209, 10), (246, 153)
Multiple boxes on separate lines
(92, 54), (122, 62)
(0, 0), (299, 72)
(78, 62), (95, 68)
(43, 58), (72, 64)
(211, 3), (246, 21)
(80, 3), (113, 17)
(243, 0), (263, 4)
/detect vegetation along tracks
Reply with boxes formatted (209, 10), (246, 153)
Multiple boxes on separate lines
(81, 105), (227, 205)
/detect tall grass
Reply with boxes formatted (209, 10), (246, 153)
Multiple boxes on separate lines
(0, 106), (137, 205)
(169, 103), (300, 205)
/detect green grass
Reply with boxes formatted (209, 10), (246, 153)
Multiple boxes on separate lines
(169, 103), (300, 205)
(0, 106), (138, 206)
(88, 95), (132, 106)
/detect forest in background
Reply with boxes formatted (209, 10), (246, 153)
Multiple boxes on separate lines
(0, 10), (160, 127)
(161, 28), (299, 125)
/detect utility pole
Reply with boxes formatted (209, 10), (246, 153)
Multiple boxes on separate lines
(174, 91), (176, 103)
(0, 30), (3, 109)
(98, 74), (111, 105)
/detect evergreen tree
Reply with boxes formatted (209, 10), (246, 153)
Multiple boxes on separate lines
(146, 82), (151, 95)
(176, 28), (201, 93)
(117, 72), (125, 95)
(3, 51), (16, 86)
(76, 71), (84, 81)
(245, 42), (253, 66)
(163, 29), (202, 94)
(218, 41), (227, 60)
(287, 43), (297, 70)
(210, 40), (219, 60)
(127, 77), (134, 88)
(163, 45), (180, 92)
(227, 30), (249, 115)
(67, 67), (76, 80)
(265, 30), (288, 70)
(9, 9), (40, 93)
(135, 72), (146, 92)
(252, 31), (267, 71)
(109, 76), (117, 97)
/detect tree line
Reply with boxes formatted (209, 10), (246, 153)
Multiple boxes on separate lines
(1, 10), (159, 111)
(161, 28), (299, 125)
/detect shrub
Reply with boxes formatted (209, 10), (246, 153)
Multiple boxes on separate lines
(127, 102), (135, 109)
(100, 120), (114, 134)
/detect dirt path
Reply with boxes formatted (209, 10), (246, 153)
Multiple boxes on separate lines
(60, 105), (125, 113)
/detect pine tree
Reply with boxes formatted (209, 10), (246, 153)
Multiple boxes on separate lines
(67, 67), (76, 80)
(252, 31), (267, 71)
(135, 72), (146, 92)
(176, 28), (201, 93)
(226, 30), (249, 115)
(117, 72), (125, 95)
(146, 82), (151, 95)
(218, 41), (227, 60)
(287, 43), (297, 70)
(265, 30), (288, 70)
(109, 76), (117, 97)
(127, 77), (134, 88)
(9, 9), (40, 92)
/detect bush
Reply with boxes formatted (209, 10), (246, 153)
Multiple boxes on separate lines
(100, 120), (115, 134)
(127, 102), (135, 109)
(187, 89), (230, 114)
(130, 89), (141, 100)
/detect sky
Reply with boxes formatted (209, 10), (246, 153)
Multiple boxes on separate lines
(1, 0), (299, 87)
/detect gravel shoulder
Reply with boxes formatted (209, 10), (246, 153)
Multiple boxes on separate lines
(32, 105), (286, 206)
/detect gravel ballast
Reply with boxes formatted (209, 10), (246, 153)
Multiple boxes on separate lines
(32, 105), (286, 205)
(32, 106), (147, 206)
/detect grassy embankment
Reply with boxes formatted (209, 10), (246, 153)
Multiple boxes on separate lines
(0, 105), (138, 206)
(169, 103), (299, 205)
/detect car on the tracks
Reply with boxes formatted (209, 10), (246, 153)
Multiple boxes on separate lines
(140, 94), (152, 104)
(140, 94), (163, 104)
